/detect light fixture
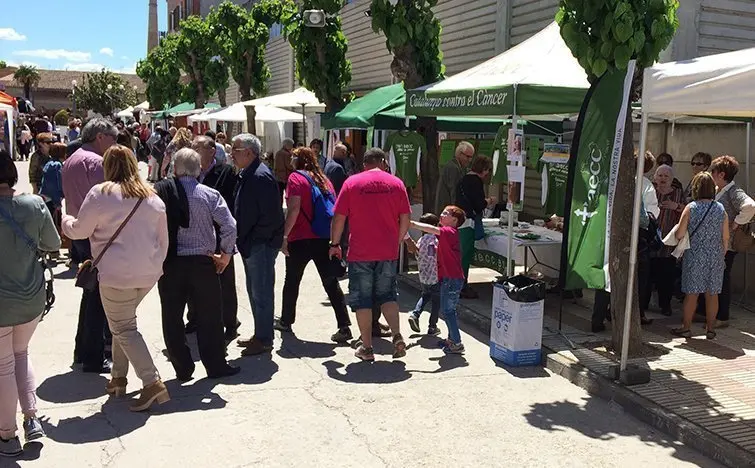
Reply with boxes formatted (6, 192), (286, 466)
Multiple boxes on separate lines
(303, 9), (325, 27)
(107, 84), (113, 91)
(71, 79), (77, 87)
(364, 9), (371, 17)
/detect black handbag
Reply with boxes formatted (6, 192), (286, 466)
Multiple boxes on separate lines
(76, 198), (144, 291)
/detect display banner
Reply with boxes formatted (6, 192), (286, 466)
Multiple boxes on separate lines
(562, 61), (636, 291)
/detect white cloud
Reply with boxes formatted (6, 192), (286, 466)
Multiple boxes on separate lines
(5, 60), (39, 68)
(0, 28), (27, 41)
(111, 63), (137, 74)
(120, 55), (129, 60)
(100, 47), (114, 57)
(63, 62), (105, 72)
(13, 49), (91, 62)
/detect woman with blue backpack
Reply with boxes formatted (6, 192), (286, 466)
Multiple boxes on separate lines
(275, 147), (353, 344)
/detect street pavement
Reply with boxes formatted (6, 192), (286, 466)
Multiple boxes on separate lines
(3, 161), (720, 468)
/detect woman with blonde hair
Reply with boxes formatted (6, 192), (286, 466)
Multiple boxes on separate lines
(161, 127), (193, 177)
(62, 145), (170, 412)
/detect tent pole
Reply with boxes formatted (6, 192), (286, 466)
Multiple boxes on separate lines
(620, 113), (649, 372)
(507, 114), (518, 278)
(302, 104), (307, 144)
(746, 121), (752, 305)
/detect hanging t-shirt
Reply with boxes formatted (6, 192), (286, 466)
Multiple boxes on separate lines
(384, 130), (427, 187)
(541, 163), (569, 217)
(491, 124), (510, 184)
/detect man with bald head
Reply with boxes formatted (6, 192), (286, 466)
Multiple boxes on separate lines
(185, 136), (241, 341)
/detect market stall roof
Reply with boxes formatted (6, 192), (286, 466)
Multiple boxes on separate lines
(188, 103), (305, 123)
(642, 47), (755, 118)
(405, 22), (589, 117)
(134, 100), (150, 111)
(116, 106), (134, 118)
(321, 83), (517, 133)
(0, 91), (16, 108)
(241, 87), (325, 111)
(151, 102), (219, 119)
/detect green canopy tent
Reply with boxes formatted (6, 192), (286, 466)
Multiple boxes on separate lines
(150, 102), (220, 119)
(405, 22), (590, 278)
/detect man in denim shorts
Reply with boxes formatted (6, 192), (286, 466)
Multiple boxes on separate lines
(329, 148), (411, 361)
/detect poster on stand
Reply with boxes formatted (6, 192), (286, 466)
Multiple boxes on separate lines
(507, 129), (525, 164)
(542, 143), (571, 164)
(506, 165), (525, 212)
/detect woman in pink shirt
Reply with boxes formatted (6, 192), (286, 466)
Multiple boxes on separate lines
(62, 145), (170, 412)
(410, 205), (467, 354)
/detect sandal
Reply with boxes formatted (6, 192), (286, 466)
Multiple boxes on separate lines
(706, 330), (717, 340)
(670, 327), (692, 338)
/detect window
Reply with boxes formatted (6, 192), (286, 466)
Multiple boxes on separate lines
(270, 23), (282, 38)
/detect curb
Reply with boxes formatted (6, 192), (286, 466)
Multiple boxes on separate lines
(397, 275), (755, 468)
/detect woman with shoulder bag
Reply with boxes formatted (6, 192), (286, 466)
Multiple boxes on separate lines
(0, 149), (61, 457)
(62, 145), (170, 412)
(275, 146), (353, 344)
(671, 172), (728, 340)
(651, 165), (685, 316)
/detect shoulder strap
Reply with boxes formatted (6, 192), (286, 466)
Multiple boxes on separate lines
(690, 201), (715, 239)
(295, 170), (316, 225)
(91, 198), (144, 268)
(0, 202), (37, 253)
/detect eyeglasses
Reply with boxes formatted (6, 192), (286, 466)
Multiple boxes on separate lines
(462, 152), (474, 159)
(691, 162), (706, 167)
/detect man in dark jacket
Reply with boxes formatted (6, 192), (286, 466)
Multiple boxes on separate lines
(231, 133), (284, 356)
(186, 136), (241, 341)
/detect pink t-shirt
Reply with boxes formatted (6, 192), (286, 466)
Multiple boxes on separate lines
(286, 171), (335, 242)
(334, 169), (411, 262)
(437, 226), (464, 280)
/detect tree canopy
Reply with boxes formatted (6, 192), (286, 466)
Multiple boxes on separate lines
(13, 65), (41, 100)
(72, 69), (138, 116)
(136, 35), (184, 111)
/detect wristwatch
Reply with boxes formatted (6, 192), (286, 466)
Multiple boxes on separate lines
(329, 241), (341, 248)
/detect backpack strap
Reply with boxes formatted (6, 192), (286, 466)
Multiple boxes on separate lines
(295, 170), (318, 225)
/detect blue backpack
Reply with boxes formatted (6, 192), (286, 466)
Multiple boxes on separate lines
(296, 170), (335, 238)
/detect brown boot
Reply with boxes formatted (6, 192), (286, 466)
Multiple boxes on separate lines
(129, 380), (170, 412)
(105, 377), (128, 397)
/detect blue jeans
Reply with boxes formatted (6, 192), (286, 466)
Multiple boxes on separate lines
(241, 244), (279, 346)
(441, 278), (464, 344)
(411, 282), (440, 328)
(347, 260), (398, 310)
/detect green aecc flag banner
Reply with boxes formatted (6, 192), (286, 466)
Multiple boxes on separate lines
(563, 61), (636, 291)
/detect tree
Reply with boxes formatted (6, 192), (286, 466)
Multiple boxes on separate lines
(136, 36), (184, 111)
(557, 0), (679, 354)
(173, 16), (228, 109)
(370, 0), (444, 212)
(278, 0), (352, 111)
(72, 69), (138, 116)
(13, 65), (41, 100)
(0, 60), (7, 68)
(208, 0), (272, 102)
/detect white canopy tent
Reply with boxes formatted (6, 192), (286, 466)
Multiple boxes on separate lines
(116, 106), (134, 118)
(241, 87), (325, 111)
(188, 104), (306, 124)
(134, 101), (150, 111)
(622, 48), (755, 371)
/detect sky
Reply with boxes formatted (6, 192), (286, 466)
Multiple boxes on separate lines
(0, 0), (168, 74)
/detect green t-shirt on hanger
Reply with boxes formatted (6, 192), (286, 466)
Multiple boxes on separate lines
(541, 163), (569, 217)
(384, 130), (427, 187)
(491, 124), (510, 184)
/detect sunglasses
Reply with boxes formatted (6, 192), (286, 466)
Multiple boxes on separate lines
(691, 162), (706, 167)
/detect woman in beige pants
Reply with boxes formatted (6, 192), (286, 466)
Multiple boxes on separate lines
(63, 145), (170, 412)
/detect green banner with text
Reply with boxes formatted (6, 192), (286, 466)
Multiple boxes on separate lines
(563, 61), (636, 291)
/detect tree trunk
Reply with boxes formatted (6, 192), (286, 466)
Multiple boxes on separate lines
(218, 86), (227, 107)
(245, 104), (257, 136)
(24, 84), (30, 100)
(418, 116), (439, 213)
(609, 108), (643, 355)
(189, 54), (206, 109)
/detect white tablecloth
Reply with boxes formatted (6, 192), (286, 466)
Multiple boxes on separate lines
(473, 222), (562, 274)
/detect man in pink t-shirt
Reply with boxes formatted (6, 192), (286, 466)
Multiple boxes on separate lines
(329, 148), (411, 362)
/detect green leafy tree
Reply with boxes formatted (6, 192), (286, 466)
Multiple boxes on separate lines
(53, 109), (70, 126)
(208, 1), (272, 102)
(557, 0), (679, 354)
(371, 0), (444, 212)
(13, 65), (41, 100)
(0, 60), (7, 68)
(173, 16), (228, 109)
(72, 69), (138, 116)
(278, 0), (352, 111)
(136, 36), (184, 111)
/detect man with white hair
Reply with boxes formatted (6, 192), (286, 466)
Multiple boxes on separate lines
(274, 138), (294, 201)
(436, 141), (474, 214)
(231, 133), (285, 356)
(155, 148), (240, 380)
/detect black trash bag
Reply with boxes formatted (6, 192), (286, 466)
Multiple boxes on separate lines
(499, 274), (546, 303)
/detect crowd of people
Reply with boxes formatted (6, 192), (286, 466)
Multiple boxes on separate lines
(0, 115), (475, 457)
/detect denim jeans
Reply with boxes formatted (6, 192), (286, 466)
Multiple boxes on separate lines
(411, 282), (440, 328)
(441, 278), (464, 344)
(347, 260), (398, 310)
(241, 243), (279, 346)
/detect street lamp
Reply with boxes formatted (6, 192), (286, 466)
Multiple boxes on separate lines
(71, 79), (77, 116)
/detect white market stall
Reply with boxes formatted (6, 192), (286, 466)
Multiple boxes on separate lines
(625, 47), (755, 370)
(241, 87), (325, 144)
(406, 22), (590, 277)
(0, 103), (14, 155)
